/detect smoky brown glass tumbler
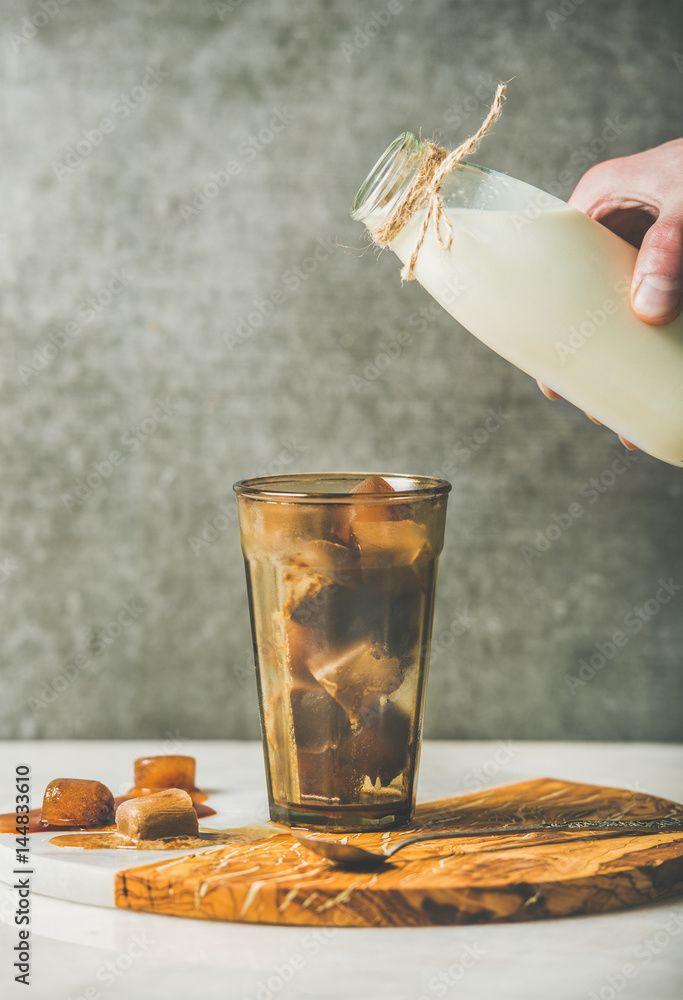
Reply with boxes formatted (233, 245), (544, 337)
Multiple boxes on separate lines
(233, 473), (450, 831)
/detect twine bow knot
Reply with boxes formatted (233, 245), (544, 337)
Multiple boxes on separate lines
(370, 84), (507, 281)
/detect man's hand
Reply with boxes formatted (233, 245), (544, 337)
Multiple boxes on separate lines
(570, 138), (683, 325)
(537, 138), (683, 448)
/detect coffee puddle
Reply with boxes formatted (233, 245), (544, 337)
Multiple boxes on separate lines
(50, 823), (281, 851)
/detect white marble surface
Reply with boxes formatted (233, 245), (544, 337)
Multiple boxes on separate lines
(0, 740), (682, 1000)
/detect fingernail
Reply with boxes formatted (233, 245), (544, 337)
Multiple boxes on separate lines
(633, 275), (682, 319)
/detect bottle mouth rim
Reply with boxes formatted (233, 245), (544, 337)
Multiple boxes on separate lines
(233, 472), (451, 502)
(351, 133), (501, 227)
(351, 132), (423, 224)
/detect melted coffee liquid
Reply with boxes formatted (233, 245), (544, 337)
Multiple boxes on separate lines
(50, 824), (279, 851)
(0, 794), (215, 835)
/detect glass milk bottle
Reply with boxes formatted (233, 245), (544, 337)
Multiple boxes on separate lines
(351, 133), (683, 467)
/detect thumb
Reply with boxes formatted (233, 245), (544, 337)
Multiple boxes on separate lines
(631, 209), (683, 325)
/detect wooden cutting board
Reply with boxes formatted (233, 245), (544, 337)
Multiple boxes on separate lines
(116, 777), (683, 926)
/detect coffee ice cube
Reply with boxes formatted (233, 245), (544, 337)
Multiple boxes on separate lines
(308, 639), (403, 722)
(297, 747), (363, 803)
(352, 700), (412, 787)
(282, 540), (359, 619)
(351, 519), (433, 590)
(350, 476), (394, 496)
(41, 778), (115, 827)
(133, 755), (198, 793)
(336, 476), (398, 544)
(284, 618), (321, 689)
(241, 502), (332, 557)
(362, 567), (423, 659)
(290, 686), (351, 753)
(116, 788), (198, 841)
(289, 585), (367, 647)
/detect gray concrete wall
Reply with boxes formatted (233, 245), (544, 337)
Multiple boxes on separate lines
(1, 0), (681, 741)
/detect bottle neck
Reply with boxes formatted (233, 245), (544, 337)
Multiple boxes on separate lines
(351, 133), (428, 229)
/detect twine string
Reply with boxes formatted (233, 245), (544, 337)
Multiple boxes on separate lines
(370, 84), (507, 281)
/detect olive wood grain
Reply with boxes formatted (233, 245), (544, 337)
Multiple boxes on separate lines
(115, 777), (683, 927)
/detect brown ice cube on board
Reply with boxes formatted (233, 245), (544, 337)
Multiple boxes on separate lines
(308, 639), (403, 722)
(134, 755), (197, 792)
(41, 778), (115, 827)
(352, 700), (412, 787)
(351, 519), (433, 589)
(115, 788), (198, 841)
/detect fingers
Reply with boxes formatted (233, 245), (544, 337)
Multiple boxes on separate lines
(536, 379), (562, 400)
(567, 143), (683, 325)
(536, 380), (637, 449)
(631, 212), (683, 325)
(567, 160), (619, 217)
(619, 436), (638, 451)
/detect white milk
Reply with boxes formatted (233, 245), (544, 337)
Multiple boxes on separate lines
(390, 204), (683, 466)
